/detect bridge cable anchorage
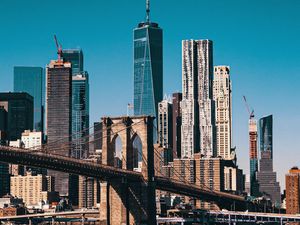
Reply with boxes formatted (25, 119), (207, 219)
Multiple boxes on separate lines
(152, 123), (216, 193)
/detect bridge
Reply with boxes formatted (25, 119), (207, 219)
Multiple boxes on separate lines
(0, 116), (247, 225)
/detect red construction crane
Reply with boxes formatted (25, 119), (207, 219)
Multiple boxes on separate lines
(243, 95), (254, 119)
(54, 35), (63, 62)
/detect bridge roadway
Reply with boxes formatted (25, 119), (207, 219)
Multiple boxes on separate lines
(158, 210), (300, 224)
(0, 146), (245, 206)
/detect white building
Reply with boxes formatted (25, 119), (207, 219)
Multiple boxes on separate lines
(213, 66), (232, 159)
(21, 130), (42, 150)
(158, 96), (172, 148)
(181, 40), (215, 158)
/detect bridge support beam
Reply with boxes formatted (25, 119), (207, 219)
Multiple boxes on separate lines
(99, 116), (156, 225)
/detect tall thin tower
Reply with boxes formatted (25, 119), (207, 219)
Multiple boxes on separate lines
(133, 0), (163, 140)
(181, 40), (215, 158)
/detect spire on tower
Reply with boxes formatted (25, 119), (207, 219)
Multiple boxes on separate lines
(146, 0), (150, 22)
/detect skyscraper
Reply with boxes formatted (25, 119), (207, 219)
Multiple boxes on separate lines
(213, 66), (232, 159)
(181, 40), (215, 158)
(62, 49), (83, 74)
(259, 114), (273, 158)
(14, 66), (44, 132)
(158, 96), (172, 148)
(71, 73), (89, 159)
(172, 92), (182, 158)
(249, 117), (259, 196)
(46, 59), (72, 196)
(257, 115), (280, 206)
(133, 0), (163, 136)
(0, 92), (33, 142)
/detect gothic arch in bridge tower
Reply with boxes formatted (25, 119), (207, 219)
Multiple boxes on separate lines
(111, 134), (123, 168)
(130, 132), (143, 171)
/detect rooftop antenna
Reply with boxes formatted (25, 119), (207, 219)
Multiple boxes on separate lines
(146, 0), (150, 22)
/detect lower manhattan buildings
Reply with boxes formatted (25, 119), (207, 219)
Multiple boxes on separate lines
(46, 59), (72, 197)
(181, 40), (215, 158)
(286, 167), (300, 214)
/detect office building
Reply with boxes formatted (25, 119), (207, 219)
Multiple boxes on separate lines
(0, 163), (10, 197)
(286, 167), (300, 214)
(213, 66), (232, 159)
(10, 171), (57, 206)
(79, 176), (99, 208)
(46, 59), (72, 196)
(259, 115), (273, 158)
(256, 150), (281, 206)
(0, 92), (33, 142)
(62, 49), (83, 75)
(21, 130), (42, 150)
(133, 1), (163, 139)
(9, 140), (24, 176)
(94, 122), (102, 152)
(14, 66), (44, 132)
(249, 117), (259, 196)
(172, 92), (182, 158)
(224, 165), (244, 194)
(71, 73), (89, 159)
(181, 40), (215, 158)
(158, 96), (172, 148)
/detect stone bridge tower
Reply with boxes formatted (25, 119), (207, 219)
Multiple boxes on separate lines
(100, 116), (156, 225)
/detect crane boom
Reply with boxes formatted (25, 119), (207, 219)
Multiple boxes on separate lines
(54, 35), (63, 61)
(243, 95), (254, 119)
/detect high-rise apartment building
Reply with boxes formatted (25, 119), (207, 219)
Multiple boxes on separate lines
(213, 66), (232, 159)
(62, 49), (83, 74)
(71, 73), (89, 159)
(14, 67), (44, 132)
(181, 40), (215, 158)
(0, 93), (33, 142)
(257, 115), (280, 206)
(10, 171), (57, 206)
(46, 59), (72, 196)
(158, 97), (172, 148)
(249, 117), (259, 196)
(286, 167), (300, 214)
(133, 1), (163, 138)
(172, 92), (182, 158)
(21, 130), (42, 150)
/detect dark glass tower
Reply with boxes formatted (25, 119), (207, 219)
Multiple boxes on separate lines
(133, 0), (163, 136)
(259, 114), (273, 158)
(62, 49), (83, 74)
(14, 66), (44, 132)
(172, 92), (182, 158)
(257, 115), (281, 206)
(46, 60), (72, 196)
(71, 72), (89, 159)
(0, 92), (33, 141)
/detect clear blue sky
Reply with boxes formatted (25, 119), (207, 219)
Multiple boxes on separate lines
(0, 0), (299, 189)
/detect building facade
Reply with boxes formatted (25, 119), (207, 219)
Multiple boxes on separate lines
(172, 92), (182, 158)
(0, 93), (33, 142)
(286, 167), (300, 214)
(21, 130), (42, 150)
(14, 66), (44, 132)
(46, 60), (72, 196)
(0, 163), (10, 197)
(158, 97), (172, 148)
(249, 117), (259, 196)
(10, 171), (56, 206)
(71, 73), (89, 159)
(133, 8), (163, 138)
(259, 115), (273, 158)
(62, 49), (83, 75)
(213, 66), (232, 159)
(181, 40), (215, 158)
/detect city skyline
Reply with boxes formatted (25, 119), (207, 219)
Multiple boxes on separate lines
(0, 0), (300, 189)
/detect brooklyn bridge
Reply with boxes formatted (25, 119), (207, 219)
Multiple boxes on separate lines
(0, 115), (247, 225)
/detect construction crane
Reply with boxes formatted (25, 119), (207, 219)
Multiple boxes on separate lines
(54, 35), (63, 62)
(243, 95), (255, 119)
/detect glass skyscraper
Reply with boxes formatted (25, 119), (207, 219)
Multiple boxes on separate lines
(259, 114), (273, 158)
(62, 49), (83, 75)
(133, 4), (163, 133)
(14, 66), (44, 132)
(72, 72), (89, 159)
